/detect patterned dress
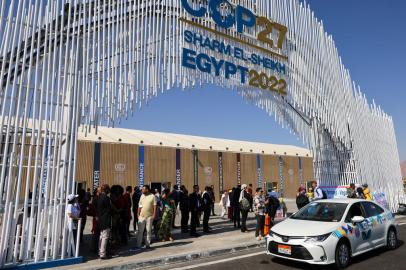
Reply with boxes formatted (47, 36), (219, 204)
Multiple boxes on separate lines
(158, 198), (174, 239)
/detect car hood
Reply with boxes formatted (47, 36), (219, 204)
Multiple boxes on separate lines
(271, 218), (340, 237)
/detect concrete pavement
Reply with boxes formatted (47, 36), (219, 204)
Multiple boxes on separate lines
(55, 203), (280, 270)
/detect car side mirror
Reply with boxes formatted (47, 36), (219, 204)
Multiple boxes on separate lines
(351, 216), (365, 224)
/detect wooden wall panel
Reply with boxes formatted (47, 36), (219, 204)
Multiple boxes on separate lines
(99, 143), (138, 188)
(72, 141), (314, 199)
(223, 152), (237, 190)
(240, 153), (258, 188)
(75, 141), (94, 188)
(261, 155), (280, 190)
(302, 157), (315, 184)
(197, 150), (220, 200)
(281, 156), (301, 198)
(144, 146), (175, 187)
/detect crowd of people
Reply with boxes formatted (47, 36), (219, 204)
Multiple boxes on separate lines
(66, 183), (265, 259)
(66, 181), (373, 259)
(218, 184), (282, 240)
(295, 181), (373, 210)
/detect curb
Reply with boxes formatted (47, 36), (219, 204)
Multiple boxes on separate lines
(88, 242), (266, 270)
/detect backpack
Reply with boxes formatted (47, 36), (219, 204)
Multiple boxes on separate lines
(321, 189), (328, 199)
(240, 197), (251, 211)
(296, 193), (309, 207)
(269, 196), (280, 210)
(315, 187), (327, 200)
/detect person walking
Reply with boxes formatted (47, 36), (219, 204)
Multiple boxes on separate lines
(247, 183), (253, 212)
(189, 185), (201, 237)
(232, 185), (241, 228)
(66, 193), (80, 254)
(169, 185), (180, 228)
(296, 187), (309, 210)
(228, 188), (233, 221)
(159, 188), (176, 241)
(209, 185), (216, 216)
(77, 189), (88, 243)
(362, 184), (372, 200)
(347, 183), (357, 199)
(132, 186), (141, 232)
(266, 192), (280, 226)
(179, 185), (190, 233)
(123, 186), (132, 237)
(254, 188), (266, 240)
(136, 185), (157, 249)
(239, 184), (251, 232)
(88, 187), (100, 254)
(357, 186), (366, 199)
(219, 190), (229, 218)
(152, 189), (162, 240)
(97, 184), (111, 259)
(312, 181), (324, 200)
(202, 186), (212, 233)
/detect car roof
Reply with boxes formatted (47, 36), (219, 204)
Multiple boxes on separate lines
(314, 198), (367, 204)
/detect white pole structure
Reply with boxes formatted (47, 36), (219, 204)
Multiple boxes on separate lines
(0, 0), (404, 266)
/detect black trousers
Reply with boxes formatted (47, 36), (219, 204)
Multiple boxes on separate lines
(241, 209), (249, 232)
(181, 210), (189, 232)
(211, 203), (215, 215)
(255, 214), (265, 237)
(203, 209), (210, 232)
(233, 206), (240, 227)
(190, 210), (198, 233)
(80, 217), (86, 242)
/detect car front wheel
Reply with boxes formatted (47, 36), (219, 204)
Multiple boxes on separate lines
(335, 240), (350, 269)
(387, 228), (398, 250)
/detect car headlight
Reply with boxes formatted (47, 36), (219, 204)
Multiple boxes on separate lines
(304, 233), (331, 243)
(268, 230), (276, 237)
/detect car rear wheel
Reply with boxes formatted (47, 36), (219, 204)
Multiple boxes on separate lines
(335, 241), (350, 269)
(387, 228), (398, 250)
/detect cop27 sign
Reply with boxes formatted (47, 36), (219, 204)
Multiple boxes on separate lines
(181, 0), (289, 96)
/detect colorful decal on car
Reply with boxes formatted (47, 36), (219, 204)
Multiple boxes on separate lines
(333, 213), (391, 240)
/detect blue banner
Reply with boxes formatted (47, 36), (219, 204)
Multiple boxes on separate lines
(257, 154), (262, 188)
(139, 146), (145, 187)
(93, 142), (101, 191)
(176, 149), (181, 187)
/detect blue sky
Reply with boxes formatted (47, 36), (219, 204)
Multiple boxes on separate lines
(120, 0), (406, 162)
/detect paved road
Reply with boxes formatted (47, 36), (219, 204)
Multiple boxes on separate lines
(156, 218), (406, 270)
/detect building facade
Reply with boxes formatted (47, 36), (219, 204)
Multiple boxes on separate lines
(76, 128), (314, 199)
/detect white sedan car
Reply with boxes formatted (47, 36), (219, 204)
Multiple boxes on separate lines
(266, 199), (399, 269)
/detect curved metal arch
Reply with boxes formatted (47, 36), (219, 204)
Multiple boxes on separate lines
(0, 0), (403, 265)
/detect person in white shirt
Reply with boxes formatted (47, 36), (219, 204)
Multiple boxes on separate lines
(219, 190), (229, 218)
(312, 181), (324, 200)
(66, 194), (80, 255)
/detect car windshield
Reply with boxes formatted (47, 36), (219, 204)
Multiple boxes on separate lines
(291, 202), (348, 222)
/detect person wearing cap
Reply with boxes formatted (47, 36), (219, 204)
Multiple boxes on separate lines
(66, 194), (80, 253)
(362, 184), (372, 200)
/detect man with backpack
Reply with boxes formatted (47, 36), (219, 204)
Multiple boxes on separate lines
(296, 187), (309, 209)
(266, 192), (280, 226)
(312, 181), (327, 200)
